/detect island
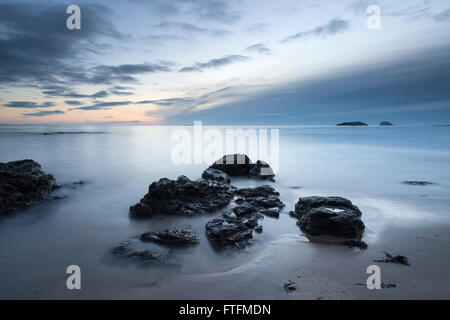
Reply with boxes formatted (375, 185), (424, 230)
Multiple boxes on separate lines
(380, 121), (394, 126)
(336, 121), (368, 126)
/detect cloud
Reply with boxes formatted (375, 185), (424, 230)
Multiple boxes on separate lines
(176, 0), (242, 23)
(44, 88), (109, 99)
(154, 22), (231, 37)
(434, 8), (450, 21)
(22, 110), (65, 117)
(3, 101), (55, 108)
(73, 101), (132, 111)
(65, 101), (83, 106)
(179, 55), (250, 72)
(136, 98), (195, 106)
(245, 43), (271, 55)
(0, 3), (122, 85)
(281, 18), (350, 43)
(110, 91), (134, 96)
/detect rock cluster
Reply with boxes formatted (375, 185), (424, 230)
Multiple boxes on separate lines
(205, 154), (275, 180)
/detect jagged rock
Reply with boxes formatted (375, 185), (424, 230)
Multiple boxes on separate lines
(140, 228), (199, 247)
(205, 215), (255, 248)
(234, 185), (284, 218)
(340, 239), (368, 250)
(374, 252), (410, 265)
(336, 122), (368, 126)
(129, 175), (235, 218)
(208, 154), (275, 180)
(254, 225), (263, 233)
(292, 196), (365, 241)
(284, 280), (297, 292)
(380, 121), (393, 126)
(0, 159), (58, 215)
(232, 204), (257, 217)
(202, 168), (231, 183)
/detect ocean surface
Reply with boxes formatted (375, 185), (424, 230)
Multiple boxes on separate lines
(1, 124), (449, 299)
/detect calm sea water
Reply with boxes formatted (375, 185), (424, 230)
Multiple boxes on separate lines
(0, 124), (449, 299)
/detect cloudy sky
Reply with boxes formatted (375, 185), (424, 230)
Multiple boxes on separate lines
(0, 0), (449, 125)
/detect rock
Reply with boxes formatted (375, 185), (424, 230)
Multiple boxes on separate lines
(0, 159), (58, 215)
(259, 208), (280, 218)
(210, 154), (253, 176)
(402, 181), (434, 186)
(140, 228), (199, 247)
(129, 175), (235, 218)
(71, 181), (84, 188)
(205, 216), (255, 248)
(374, 252), (410, 265)
(336, 122), (368, 126)
(232, 204), (257, 217)
(201, 168), (231, 183)
(292, 196), (365, 241)
(248, 160), (275, 180)
(340, 239), (368, 250)
(111, 240), (163, 263)
(235, 185), (284, 217)
(381, 283), (397, 289)
(208, 154), (275, 180)
(284, 280), (297, 292)
(380, 121), (393, 126)
(254, 225), (263, 233)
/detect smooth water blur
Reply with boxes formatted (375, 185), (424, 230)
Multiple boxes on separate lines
(0, 124), (449, 299)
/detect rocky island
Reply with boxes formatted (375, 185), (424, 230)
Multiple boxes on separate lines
(336, 121), (368, 126)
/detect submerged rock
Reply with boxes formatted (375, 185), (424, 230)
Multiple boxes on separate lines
(374, 252), (410, 265)
(336, 121), (368, 126)
(140, 228), (199, 247)
(129, 175), (235, 218)
(380, 121), (393, 126)
(284, 280), (297, 292)
(0, 159), (58, 215)
(111, 240), (163, 264)
(202, 168), (231, 183)
(207, 154), (275, 180)
(292, 196), (365, 242)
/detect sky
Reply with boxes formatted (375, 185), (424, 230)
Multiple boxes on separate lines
(0, 0), (449, 125)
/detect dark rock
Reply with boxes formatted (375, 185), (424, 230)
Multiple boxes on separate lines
(129, 175), (235, 218)
(111, 241), (163, 263)
(235, 185), (284, 217)
(284, 280), (297, 292)
(259, 208), (280, 218)
(381, 283), (397, 289)
(202, 168), (231, 183)
(140, 228), (199, 247)
(374, 252), (410, 265)
(340, 239), (368, 250)
(254, 225), (263, 233)
(233, 204), (257, 217)
(71, 181), (84, 188)
(336, 122), (368, 126)
(380, 121), (393, 126)
(0, 159), (58, 215)
(208, 154), (275, 180)
(248, 160), (275, 180)
(402, 181), (434, 186)
(292, 196), (365, 241)
(210, 154), (253, 176)
(205, 216), (254, 248)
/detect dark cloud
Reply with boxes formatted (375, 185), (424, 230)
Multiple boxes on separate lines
(3, 101), (55, 108)
(44, 87), (109, 99)
(0, 3), (122, 85)
(22, 110), (65, 117)
(73, 101), (132, 111)
(65, 101), (83, 106)
(281, 18), (350, 43)
(245, 43), (271, 55)
(179, 55), (250, 72)
(110, 91), (134, 96)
